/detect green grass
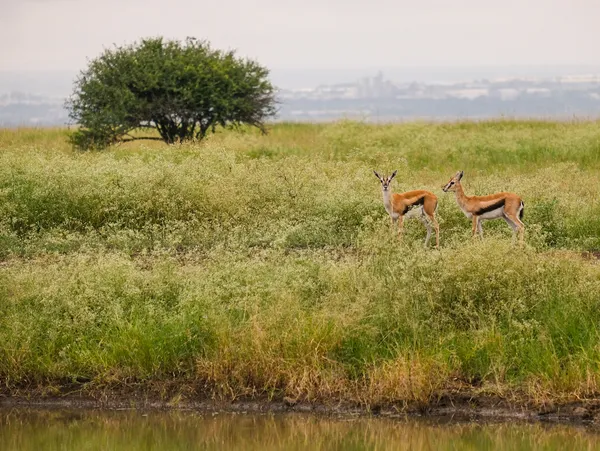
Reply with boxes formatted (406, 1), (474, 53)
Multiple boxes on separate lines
(1, 120), (600, 406)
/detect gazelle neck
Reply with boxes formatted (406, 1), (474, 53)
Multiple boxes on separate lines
(382, 188), (393, 214)
(453, 182), (468, 209)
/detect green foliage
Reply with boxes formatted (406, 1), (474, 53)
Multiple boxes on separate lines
(67, 37), (276, 150)
(2, 121), (600, 404)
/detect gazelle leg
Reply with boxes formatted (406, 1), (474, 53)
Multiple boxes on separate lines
(424, 205), (440, 249)
(397, 215), (404, 239)
(477, 219), (484, 238)
(419, 212), (432, 247)
(424, 213), (440, 249)
(503, 215), (516, 230)
(431, 216), (440, 249)
(471, 216), (480, 239)
(505, 212), (525, 245)
(390, 215), (398, 237)
(503, 214), (518, 233)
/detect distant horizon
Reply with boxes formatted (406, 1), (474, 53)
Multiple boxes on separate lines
(2, 64), (600, 97)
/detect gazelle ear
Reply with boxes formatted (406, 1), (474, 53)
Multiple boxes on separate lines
(457, 170), (464, 181)
(390, 170), (398, 180)
(373, 170), (382, 180)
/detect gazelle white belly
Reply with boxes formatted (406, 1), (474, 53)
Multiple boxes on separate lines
(387, 205), (424, 220)
(461, 207), (505, 220)
(404, 206), (424, 219)
(479, 207), (505, 220)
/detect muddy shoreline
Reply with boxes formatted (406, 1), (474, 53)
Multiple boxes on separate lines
(2, 392), (600, 427)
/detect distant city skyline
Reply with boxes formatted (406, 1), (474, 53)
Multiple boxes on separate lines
(2, 64), (600, 97)
(3, 69), (600, 126)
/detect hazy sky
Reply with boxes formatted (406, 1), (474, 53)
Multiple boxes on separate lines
(1, 0), (599, 72)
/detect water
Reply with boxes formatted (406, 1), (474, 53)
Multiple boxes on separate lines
(1, 408), (599, 451)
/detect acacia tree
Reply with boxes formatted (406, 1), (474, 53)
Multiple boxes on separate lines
(67, 37), (277, 150)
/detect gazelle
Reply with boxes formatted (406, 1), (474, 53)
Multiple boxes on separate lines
(373, 170), (440, 248)
(442, 171), (525, 243)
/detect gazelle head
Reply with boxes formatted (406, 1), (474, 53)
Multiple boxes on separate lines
(373, 170), (397, 192)
(442, 170), (464, 192)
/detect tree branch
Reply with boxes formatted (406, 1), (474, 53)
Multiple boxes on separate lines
(121, 136), (166, 142)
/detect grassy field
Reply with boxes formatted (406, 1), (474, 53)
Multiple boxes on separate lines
(1, 121), (600, 407)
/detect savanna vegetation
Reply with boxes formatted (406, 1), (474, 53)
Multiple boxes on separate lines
(1, 120), (600, 408)
(67, 37), (276, 150)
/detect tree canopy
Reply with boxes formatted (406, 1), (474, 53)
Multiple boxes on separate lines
(67, 37), (277, 150)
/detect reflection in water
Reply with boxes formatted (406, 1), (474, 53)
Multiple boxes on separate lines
(1, 408), (599, 451)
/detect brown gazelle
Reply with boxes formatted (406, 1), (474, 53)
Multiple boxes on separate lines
(442, 171), (525, 243)
(373, 170), (439, 248)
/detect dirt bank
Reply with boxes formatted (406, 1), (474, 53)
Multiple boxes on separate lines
(2, 391), (600, 427)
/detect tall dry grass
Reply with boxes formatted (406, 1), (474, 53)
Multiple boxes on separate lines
(1, 120), (600, 406)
